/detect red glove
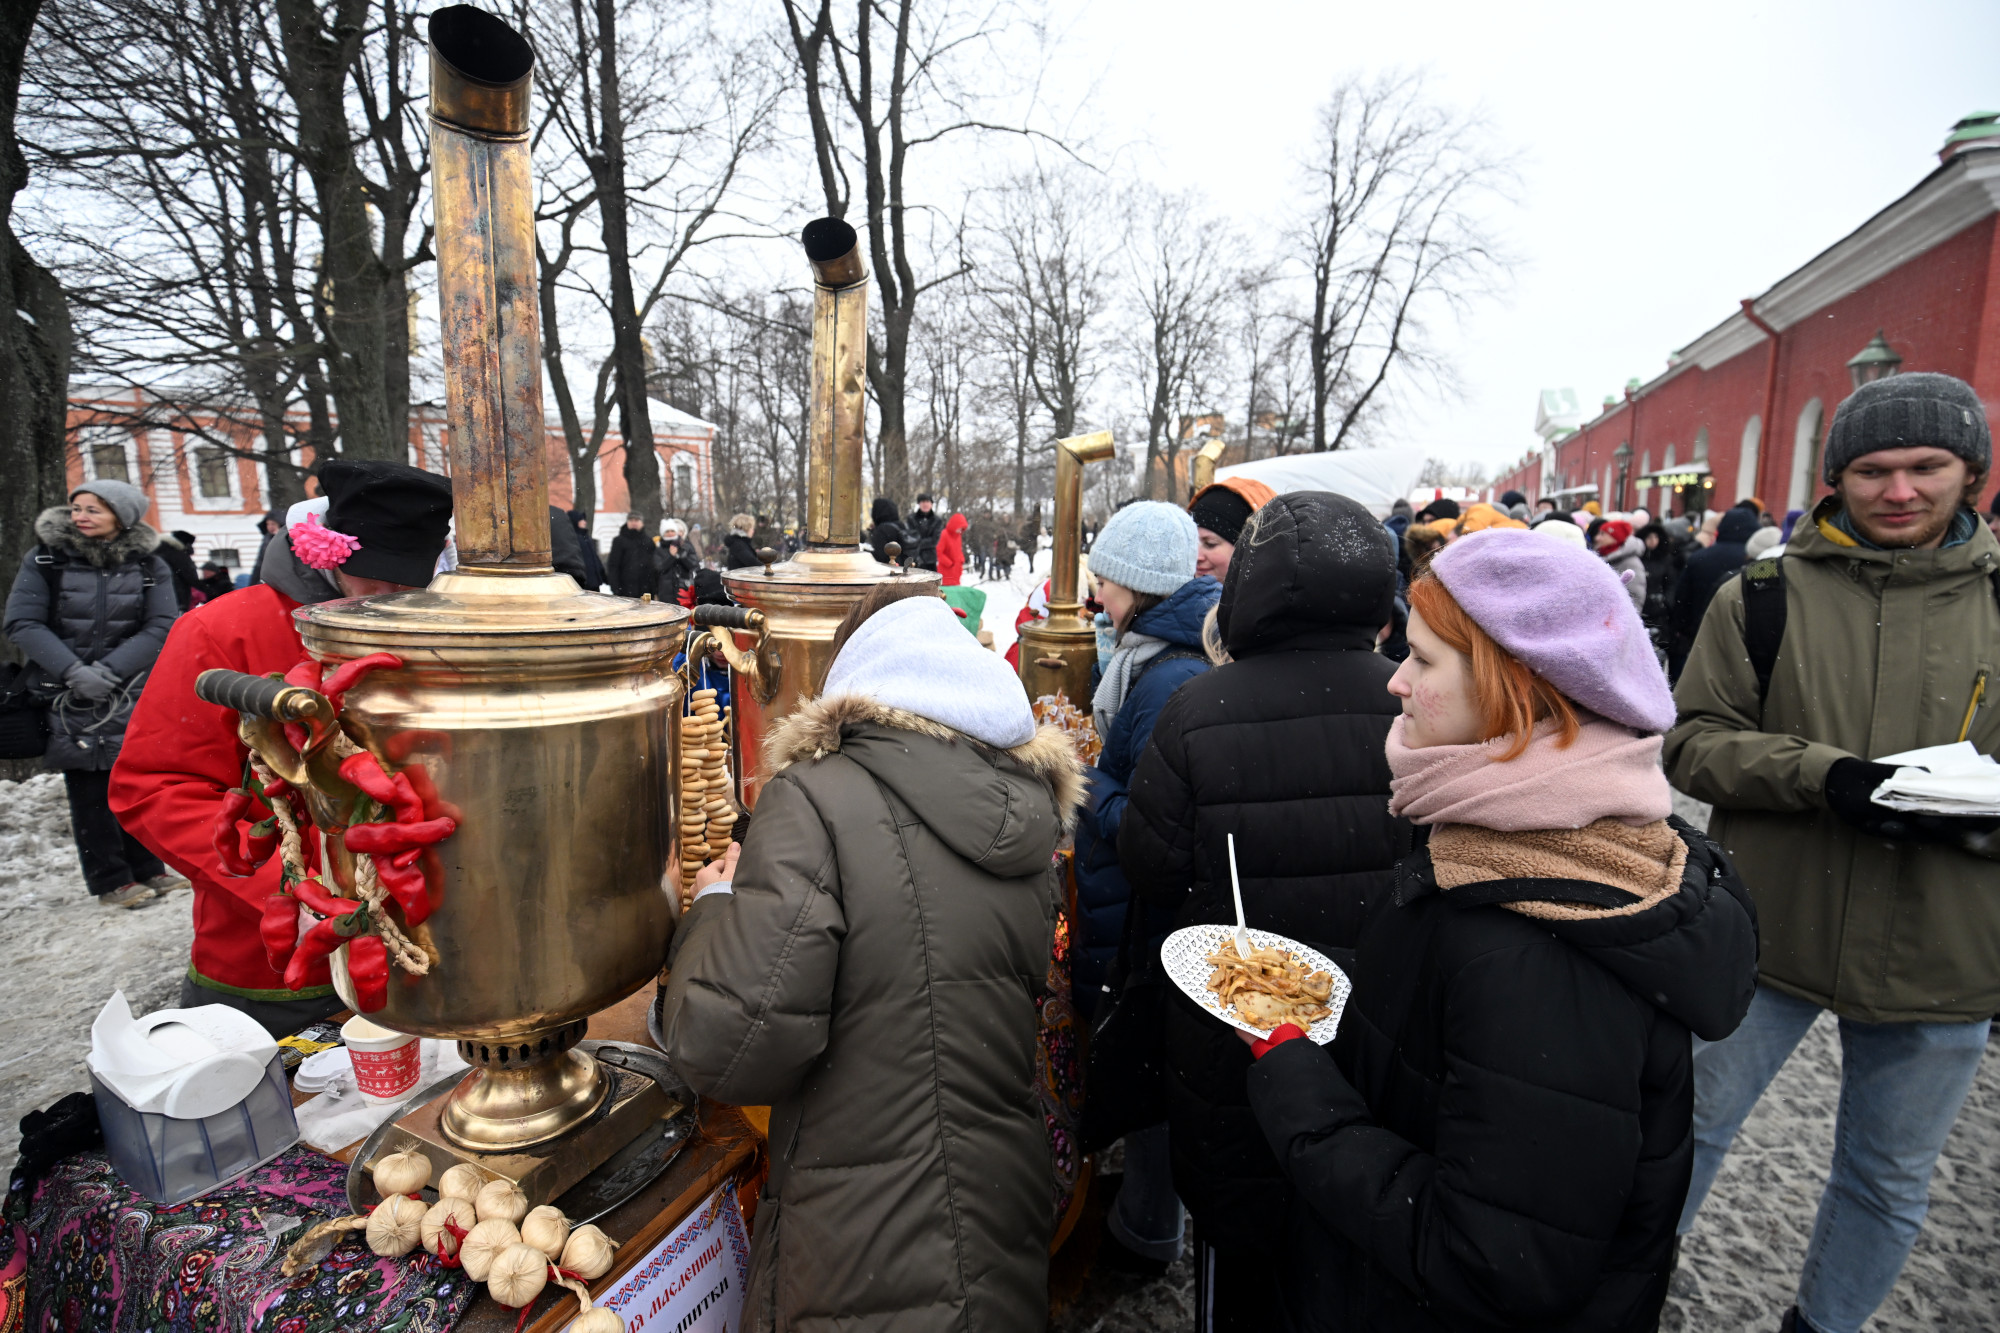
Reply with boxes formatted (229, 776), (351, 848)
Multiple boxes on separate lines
(1251, 1023), (1307, 1059)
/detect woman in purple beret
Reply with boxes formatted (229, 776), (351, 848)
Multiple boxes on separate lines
(1237, 528), (1759, 1333)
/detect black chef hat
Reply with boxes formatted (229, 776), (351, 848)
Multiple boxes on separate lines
(318, 459), (454, 587)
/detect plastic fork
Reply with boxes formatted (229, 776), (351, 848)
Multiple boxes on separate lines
(1227, 833), (1251, 960)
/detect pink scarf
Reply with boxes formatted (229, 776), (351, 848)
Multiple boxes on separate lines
(1385, 713), (1671, 831)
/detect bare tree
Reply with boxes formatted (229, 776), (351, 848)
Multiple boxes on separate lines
(1294, 72), (1510, 452)
(978, 163), (1108, 446)
(530, 0), (774, 525)
(0, 0), (70, 601)
(779, 0), (1054, 506)
(1126, 187), (1232, 499)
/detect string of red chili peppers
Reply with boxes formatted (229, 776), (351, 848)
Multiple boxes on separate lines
(212, 652), (456, 1013)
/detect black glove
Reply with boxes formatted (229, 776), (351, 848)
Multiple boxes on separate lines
(63, 661), (121, 703)
(5, 1091), (101, 1221)
(1824, 756), (2000, 852)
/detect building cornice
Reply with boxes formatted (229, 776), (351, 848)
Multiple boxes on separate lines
(1680, 145), (2000, 371)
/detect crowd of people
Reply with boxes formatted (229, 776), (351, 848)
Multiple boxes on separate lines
(5, 369), (1995, 1332)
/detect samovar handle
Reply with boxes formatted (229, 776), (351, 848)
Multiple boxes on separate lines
(685, 606), (772, 701)
(195, 668), (344, 787)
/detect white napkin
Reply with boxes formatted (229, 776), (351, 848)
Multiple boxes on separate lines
(293, 1039), (470, 1153)
(1870, 741), (2000, 815)
(86, 992), (279, 1120)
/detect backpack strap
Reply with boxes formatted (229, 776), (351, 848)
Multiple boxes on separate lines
(29, 546), (67, 617)
(1739, 557), (1786, 711)
(1129, 645), (1206, 691)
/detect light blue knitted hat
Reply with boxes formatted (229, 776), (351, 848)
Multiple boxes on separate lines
(1088, 501), (1198, 596)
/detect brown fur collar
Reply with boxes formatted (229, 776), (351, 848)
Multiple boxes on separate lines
(763, 691), (1088, 830)
(1428, 818), (1688, 921)
(34, 505), (161, 568)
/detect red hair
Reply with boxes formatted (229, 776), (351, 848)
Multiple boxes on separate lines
(1407, 575), (1580, 761)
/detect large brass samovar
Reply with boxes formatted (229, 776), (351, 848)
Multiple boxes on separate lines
(202, 8), (688, 1205)
(712, 218), (939, 806)
(1015, 431), (1116, 707)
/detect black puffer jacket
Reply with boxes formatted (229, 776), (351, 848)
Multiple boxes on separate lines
(3, 507), (179, 770)
(866, 498), (908, 565)
(1248, 822), (1759, 1333)
(1666, 506), (1759, 677)
(1121, 490), (1415, 1253)
(605, 526), (659, 599)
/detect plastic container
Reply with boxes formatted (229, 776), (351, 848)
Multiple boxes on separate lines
(90, 1051), (298, 1205)
(342, 1015), (420, 1105)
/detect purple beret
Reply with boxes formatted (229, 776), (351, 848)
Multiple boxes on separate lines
(1427, 528), (1676, 734)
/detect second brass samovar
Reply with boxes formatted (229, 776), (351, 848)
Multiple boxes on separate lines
(707, 219), (939, 806)
(1014, 431), (1116, 708)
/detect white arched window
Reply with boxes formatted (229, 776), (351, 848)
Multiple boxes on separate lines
(1638, 451), (1651, 510)
(1693, 426), (1710, 461)
(1736, 417), (1761, 505)
(1787, 399), (1824, 512)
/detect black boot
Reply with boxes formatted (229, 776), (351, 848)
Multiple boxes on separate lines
(1778, 1307), (1825, 1333)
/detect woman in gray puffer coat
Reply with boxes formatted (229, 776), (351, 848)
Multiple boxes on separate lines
(4, 481), (180, 906)
(662, 582), (1084, 1333)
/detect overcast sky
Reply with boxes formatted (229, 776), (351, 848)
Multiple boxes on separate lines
(1044, 0), (2000, 474)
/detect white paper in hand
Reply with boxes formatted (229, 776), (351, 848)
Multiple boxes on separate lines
(1870, 741), (2000, 815)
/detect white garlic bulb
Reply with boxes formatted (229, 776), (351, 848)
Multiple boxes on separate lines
(571, 1307), (625, 1333)
(475, 1177), (530, 1225)
(419, 1195), (477, 1258)
(369, 1149), (432, 1199)
(459, 1217), (521, 1283)
(364, 1194), (427, 1257)
(519, 1204), (571, 1260)
(437, 1162), (488, 1201)
(487, 1242), (549, 1308)
(560, 1223), (619, 1280)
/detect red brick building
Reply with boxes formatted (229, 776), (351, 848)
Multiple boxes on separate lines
(1491, 114), (2000, 518)
(62, 388), (714, 572)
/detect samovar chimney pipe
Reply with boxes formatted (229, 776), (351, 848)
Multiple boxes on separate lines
(801, 218), (868, 550)
(428, 6), (550, 571)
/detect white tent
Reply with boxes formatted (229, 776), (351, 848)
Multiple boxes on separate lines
(1214, 448), (1429, 519)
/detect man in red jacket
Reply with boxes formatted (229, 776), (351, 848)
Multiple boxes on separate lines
(111, 461), (452, 1035)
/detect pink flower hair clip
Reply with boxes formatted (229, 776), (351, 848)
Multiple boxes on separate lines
(290, 513), (361, 570)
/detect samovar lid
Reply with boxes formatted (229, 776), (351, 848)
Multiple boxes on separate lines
(721, 548), (942, 599)
(299, 569), (688, 658)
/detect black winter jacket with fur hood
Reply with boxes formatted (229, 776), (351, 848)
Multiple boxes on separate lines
(661, 693), (1085, 1333)
(3, 507), (179, 770)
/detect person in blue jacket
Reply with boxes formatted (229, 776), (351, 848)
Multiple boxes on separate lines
(1073, 498), (1220, 1274)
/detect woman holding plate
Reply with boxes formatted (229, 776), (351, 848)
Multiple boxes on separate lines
(1242, 527), (1758, 1332)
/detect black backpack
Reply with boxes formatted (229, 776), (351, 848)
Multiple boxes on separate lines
(1740, 555), (2000, 708)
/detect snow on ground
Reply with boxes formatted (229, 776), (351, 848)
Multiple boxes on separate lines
(0, 773), (193, 1176)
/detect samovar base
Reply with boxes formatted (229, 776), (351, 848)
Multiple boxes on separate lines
(438, 1019), (609, 1153)
(358, 1043), (684, 1211)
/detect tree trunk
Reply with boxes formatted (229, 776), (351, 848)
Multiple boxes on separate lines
(274, 0), (395, 460)
(0, 0), (73, 645)
(592, 0), (659, 526)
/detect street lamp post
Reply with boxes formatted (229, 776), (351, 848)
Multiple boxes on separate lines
(1847, 331), (1903, 390)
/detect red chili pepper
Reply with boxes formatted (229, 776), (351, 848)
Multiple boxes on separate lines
(285, 917), (346, 991)
(284, 659), (324, 692)
(386, 772), (423, 824)
(320, 652), (402, 709)
(212, 789), (258, 877)
(260, 893), (298, 972)
(347, 934), (389, 1013)
(343, 817), (456, 855)
(373, 858), (431, 924)
(336, 753), (427, 824)
(292, 875), (363, 922)
(291, 953), (332, 990)
(389, 847), (422, 871)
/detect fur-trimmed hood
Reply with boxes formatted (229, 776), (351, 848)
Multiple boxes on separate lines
(35, 505), (161, 568)
(766, 691), (1088, 842)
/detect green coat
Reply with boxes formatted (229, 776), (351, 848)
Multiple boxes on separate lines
(661, 692), (1085, 1333)
(1665, 503), (2000, 1023)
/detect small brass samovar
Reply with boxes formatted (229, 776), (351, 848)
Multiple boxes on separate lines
(705, 218), (939, 806)
(198, 8), (687, 1206)
(1014, 431), (1116, 708)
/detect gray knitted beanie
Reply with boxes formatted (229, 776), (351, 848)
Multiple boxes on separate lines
(1087, 500), (1198, 596)
(70, 479), (150, 530)
(1823, 371), (1990, 483)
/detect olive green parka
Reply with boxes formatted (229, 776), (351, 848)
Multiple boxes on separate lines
(661, 692), (1086, 1332)
(1665, 501), (2000, 1022)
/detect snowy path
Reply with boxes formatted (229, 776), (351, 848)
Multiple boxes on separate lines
(0, 773), (192, 1176)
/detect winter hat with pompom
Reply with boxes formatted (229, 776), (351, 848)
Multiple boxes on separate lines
(1087, 501), (1198, 596)
(1426, 527), (1676, 734)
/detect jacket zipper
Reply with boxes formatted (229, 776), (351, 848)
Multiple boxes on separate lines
(1958, 669), (1988, 744)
